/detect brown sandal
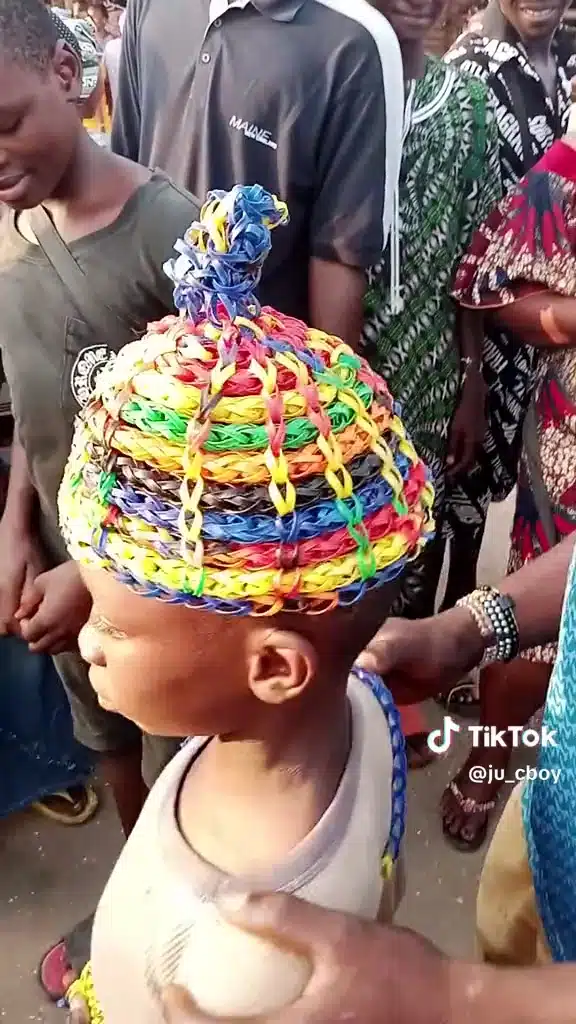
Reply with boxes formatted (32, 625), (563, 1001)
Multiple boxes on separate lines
(31, 784), (99, 826)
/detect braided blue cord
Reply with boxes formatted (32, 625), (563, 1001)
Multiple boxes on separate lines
(351, 666), (407, 871)
(163, 185), (289, 323)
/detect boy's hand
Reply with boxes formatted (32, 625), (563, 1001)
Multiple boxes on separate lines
(0, 519), (44, 635)
(162, 893), (450, 1024)
(15, 562), (92, 655)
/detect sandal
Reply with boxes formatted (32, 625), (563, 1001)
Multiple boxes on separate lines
(441, 778), (496, 852)
(38, 940), (76, 1003)
(31, 784), (99, 826)
(436, 673), (480, 719)
(38, 915), (94, 1002)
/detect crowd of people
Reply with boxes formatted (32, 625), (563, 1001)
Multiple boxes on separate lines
(2, 0), (576, 1020)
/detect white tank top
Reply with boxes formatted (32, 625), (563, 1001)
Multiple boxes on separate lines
(91, 673), (401, 1021)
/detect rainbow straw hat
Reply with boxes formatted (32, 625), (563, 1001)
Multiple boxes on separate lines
(58, 185), (434, 615)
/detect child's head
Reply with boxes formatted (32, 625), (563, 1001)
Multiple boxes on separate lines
(59, 187), (434, 738)
(0, 0), (83, 210)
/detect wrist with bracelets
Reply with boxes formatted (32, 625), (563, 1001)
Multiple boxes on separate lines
(456, 586), (519, 668)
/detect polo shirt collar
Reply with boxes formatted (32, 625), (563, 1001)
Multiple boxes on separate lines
(209, 0), (306, 23)
(252, 0), (307, 21)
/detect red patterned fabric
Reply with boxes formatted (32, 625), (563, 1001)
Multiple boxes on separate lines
(453, 138), (576, 665)
(453, 140), (576, 310)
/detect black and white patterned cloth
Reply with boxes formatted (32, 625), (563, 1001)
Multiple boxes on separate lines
(447, 23), (576, 192)
(50, 7), (102, 100)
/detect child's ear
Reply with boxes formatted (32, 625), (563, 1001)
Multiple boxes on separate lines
(247, 629), (317, 706)
(52, 42), (82, 102)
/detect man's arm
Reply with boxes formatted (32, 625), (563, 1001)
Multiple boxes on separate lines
(2, 430), (35, 533)
(358, 532), (576, 706)
(0, 431), (44, 634)
(110, 0), (143, 161)
(309, 26), (403, 351)
(161, 892), (576, 1024)
(308, 260), (366, 352)
(467, 961), (576, 1024)
(499, 529), (575, 651)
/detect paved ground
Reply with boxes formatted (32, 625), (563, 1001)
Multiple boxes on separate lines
(0, 499), (515, 1023)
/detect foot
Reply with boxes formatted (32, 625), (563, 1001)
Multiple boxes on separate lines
(440, 747), (509, 851)
(31, 784), (99, 826)
(405, 733), (436, 770)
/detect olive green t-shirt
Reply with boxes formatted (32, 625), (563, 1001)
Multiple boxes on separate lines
(0, 175), (199, 564)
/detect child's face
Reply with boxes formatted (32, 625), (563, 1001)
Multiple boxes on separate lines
(77, 566), (392, 738)
(0, 52), (81, 210)
(78, 567), (313, 738)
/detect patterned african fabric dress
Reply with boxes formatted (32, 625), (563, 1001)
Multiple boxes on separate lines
(363, 58), (501, 526)
(454, 138), (576, 665)
(444, 16), (576, 531)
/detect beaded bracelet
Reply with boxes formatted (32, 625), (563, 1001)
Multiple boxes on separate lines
(456, 586), (519, 667)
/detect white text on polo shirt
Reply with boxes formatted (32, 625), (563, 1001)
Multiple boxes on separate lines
(229, 116), (278, 150)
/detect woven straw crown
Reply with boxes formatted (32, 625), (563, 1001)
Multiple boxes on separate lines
(58, 185), (434, 615)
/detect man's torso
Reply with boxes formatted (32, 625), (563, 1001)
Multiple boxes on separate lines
(113, 0), (390, 320)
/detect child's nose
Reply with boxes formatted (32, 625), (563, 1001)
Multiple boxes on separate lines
(78, 623), (107, 667)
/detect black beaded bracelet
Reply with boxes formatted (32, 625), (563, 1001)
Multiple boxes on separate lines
(456, 586), (520, 667)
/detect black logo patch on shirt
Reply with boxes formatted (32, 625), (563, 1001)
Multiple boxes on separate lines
(71, 344), (114, 407)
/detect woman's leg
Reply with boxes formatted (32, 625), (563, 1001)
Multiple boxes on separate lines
(440, 656), (551, 850)
(440, 519), (485, 611)
(434, 475), (491, 713)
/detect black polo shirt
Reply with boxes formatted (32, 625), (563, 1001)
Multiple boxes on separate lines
(111, 0), (403, 320)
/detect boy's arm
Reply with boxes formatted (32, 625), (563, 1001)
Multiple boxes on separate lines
(139, 183), (202, 311)
(1, 430), (35, 533)
(110, 0), (142, 161)
(0, 431), (43, 634)
(309, 31), (403, 352)
(309, 261), (366, 355)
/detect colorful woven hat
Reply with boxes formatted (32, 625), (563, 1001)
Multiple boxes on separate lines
(58, 185), (434, 615)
